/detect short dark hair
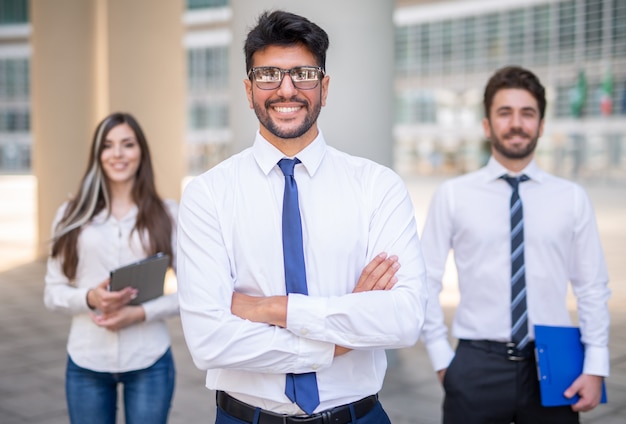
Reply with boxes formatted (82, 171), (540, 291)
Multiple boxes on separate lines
(483, 66), (546, 119)
(243, 10), (330, 73)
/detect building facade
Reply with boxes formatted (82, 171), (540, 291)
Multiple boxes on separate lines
(2, 0), (625, 180)
(184, 0), (231, 175)
(394, 0), (626, 180)
(0, 0), (30, 173)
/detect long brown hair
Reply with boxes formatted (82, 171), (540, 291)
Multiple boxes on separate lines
(51, 112), (173, 280)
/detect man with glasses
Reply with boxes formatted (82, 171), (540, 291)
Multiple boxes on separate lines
(177, 9), (428, 424)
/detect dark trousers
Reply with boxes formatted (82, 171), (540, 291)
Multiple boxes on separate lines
(442, 340), (579, 424)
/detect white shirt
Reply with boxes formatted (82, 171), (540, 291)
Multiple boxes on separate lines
(420, 156), (610, 376)
(177, 131), (427, 414)
(44, 199), (179, 373)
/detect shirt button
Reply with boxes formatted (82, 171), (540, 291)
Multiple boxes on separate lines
(300, 329), (309, 336)
(311, 364), (319, 370)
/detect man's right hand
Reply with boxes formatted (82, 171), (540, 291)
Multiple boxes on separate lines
(437, 368), (446, 385)
(334, 346), (352, 356)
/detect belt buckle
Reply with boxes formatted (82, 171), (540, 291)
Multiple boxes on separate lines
(285, 413), (322, 424)
(506, 342), (525, 361)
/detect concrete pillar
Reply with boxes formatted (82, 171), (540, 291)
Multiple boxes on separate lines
(229, 0), (394, 167)
(30, 0), (185, 257)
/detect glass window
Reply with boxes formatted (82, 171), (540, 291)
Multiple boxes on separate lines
(419, 92), (436, 124)
(441, 20), (453, 74)
(406, 25), (420, 75)
(419, 23), (430, 75)
(558, 0), (576, 63)
(0, 109), (29, 132)
(585, 79), (601, 117)
(585, 0), (603, 60)
(555, 84), (572, 118)
(485, 13), (502, 69)
(394, 26), (409, 76)
(0, 58), (29, 100)
(188, 46), (228, 93)
(186, 0), (228, 10)
(532, 4), (551, 65)
(189, 103), (228, 129)
(508, 9), (526, 64)
(187, 45), (229, 131)
(186, 43), (230, 174)
(0, 0), (28, 24)
(605, 74), (622, 117)
(462, 16), (477, 73)
(395, 91), (436, 124)
(613, 0), (626, 57)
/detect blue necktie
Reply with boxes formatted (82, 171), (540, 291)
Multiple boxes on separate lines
(278, 158), (320, 415)
(502, 175), (530, 348)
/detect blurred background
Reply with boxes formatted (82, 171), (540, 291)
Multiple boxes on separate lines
(1, 2), (625, 422)
(0, 0), (625, 257)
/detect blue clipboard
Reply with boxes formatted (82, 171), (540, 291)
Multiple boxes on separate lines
(534, 325), (607, 407)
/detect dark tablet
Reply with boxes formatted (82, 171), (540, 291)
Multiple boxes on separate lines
(109, 253), (170, 305)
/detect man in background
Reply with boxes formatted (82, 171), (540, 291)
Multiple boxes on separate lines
(420, 65), (610, 423)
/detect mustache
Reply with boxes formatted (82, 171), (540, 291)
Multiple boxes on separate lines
(266, 97), (308, 107)
(503, 128), (530, 139)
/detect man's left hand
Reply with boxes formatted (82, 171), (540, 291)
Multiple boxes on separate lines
(353, 252), (399, 293)
(564, 373), (604, 412)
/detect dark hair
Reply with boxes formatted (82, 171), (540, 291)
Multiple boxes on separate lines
(483, 66), (546, 119)
(243, 10), (330, 72)
(51, 112), (174, 279)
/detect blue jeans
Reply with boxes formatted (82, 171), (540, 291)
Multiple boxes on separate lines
(215, 399), (391, 424)
(66, 348), (175, 424)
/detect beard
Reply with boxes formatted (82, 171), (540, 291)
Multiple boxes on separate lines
(489, 125), (539, 160)
(252, 94), (322, 139)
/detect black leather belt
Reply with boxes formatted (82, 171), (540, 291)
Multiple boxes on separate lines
(216, 391), (378, 424)
(460, 339), (535, 361)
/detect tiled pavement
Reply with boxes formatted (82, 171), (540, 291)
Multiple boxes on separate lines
(1, 175), (625, 423)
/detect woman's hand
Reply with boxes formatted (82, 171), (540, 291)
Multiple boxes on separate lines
(87, 279), (138, 314)
(90, 305), (146, 331)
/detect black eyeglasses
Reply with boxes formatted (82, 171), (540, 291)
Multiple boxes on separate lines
(247, 66), (325, 90)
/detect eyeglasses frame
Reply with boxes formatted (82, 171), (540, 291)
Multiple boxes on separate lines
(247, 66), (325, 90)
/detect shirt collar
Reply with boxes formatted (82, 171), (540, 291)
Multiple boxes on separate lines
(252, 130), (327, 177)
(484, 156), (545, 184)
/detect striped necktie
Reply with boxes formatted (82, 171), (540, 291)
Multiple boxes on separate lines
(277, 158), (320, 415)
(502, 174), (530, 348)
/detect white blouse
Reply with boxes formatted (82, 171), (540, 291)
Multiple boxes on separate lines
(44, 199), (179, 373)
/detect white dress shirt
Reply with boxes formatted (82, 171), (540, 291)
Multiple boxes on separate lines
(177, 131), (427, 414)
(420, 156), (610, 376)
(44, 199), (179, 373)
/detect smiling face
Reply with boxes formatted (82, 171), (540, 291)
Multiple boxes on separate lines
(483, 88), (544, 172)
(99, 123), (141, 189)
(244, 44), (329, 156)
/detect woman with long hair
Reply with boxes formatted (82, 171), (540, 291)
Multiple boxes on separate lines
(44, 112), (178, 424)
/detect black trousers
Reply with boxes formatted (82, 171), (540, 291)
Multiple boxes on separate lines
(442, 340), (579, 424)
